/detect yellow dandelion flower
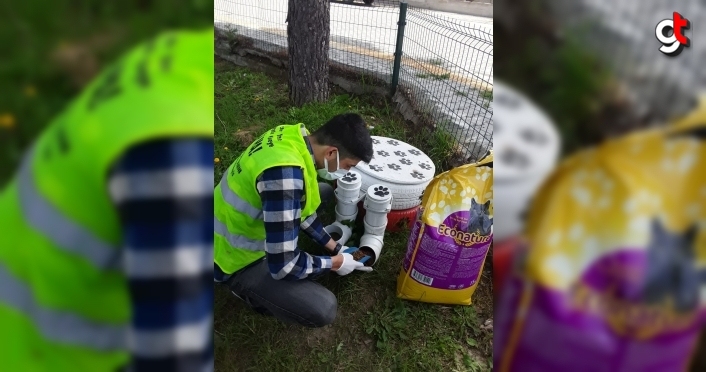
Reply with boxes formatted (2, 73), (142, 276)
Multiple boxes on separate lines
(24, 85), (37, 98)
(224, 147), (229, 150)
(214, 157), (220, 163)
(0, 113), (16, 129)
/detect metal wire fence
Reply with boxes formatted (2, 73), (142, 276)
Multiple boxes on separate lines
(214, 0), (493, 162)
(215, 0), (400, 80)
(398, 6), (493, 161)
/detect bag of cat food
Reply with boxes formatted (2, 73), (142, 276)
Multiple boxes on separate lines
(396, 152), (493, 305)
(494, 99), (706, 371)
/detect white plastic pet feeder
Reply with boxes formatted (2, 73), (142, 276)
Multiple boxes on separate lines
(363, 183), (393, 230)
(333, 170), (364, 222)
(493, 81), (561, 241)
(358, 183), (393, 265)
(323, 171), (364, 246)
(323, 222), (352, 246)
(335, 170), (363, 201)
(359, 234), (384, 266)
(352, 136), (435, 210)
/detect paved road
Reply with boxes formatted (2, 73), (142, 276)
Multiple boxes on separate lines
(215, 0), (494, 160)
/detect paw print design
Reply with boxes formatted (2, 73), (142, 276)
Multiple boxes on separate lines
(377, 150), (390, 157)
(410, 170), (425, 179)
(387, 139), (400, 146)
(387, 163), (401, 171)
(372, 138), (380, 145)
(400, 158), (412, 165)
(341, 172), (358, 182)
(369, 164), (383, 172)
(419, 162), (432, 170)
(394, 151), (407, 157)
(408, 149), (421, 156)
(373, 186), (390, 197)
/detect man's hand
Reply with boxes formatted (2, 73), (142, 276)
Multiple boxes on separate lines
(331, 247), (372, 276)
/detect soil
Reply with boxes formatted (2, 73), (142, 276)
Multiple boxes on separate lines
(330, 232), (342, 242)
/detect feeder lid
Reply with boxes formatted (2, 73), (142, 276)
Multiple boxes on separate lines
(366, 184), (393, 202)
(493, 81), (560, 181)
(336, 170), (362, 188)
(353, 136), (435, 185)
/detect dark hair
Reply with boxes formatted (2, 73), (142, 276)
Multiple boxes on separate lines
(312, 113), (373, 163)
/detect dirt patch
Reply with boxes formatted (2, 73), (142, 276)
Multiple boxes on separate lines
(232, 126), (264, 147)
(215, 56), (232, 72)
(50, 28), (124, 89)
(233, 130), (254, 147)
(304, 323), (338, 347)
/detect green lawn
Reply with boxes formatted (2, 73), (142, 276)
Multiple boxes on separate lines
(0, 0), (213, 187)
(214, 58), (494, 372)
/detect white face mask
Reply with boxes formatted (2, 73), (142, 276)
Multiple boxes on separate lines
(317, 150), (348, 180)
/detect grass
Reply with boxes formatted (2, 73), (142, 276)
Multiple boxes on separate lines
(214, 58), (493, 372)
(495, 1), (611, 153)
(415, 72), (451, 81)
(454, 90), (492, 110)
(0, 0), (213, 187)
(425, 58), (445, 66)
(481, 90), (493, 101)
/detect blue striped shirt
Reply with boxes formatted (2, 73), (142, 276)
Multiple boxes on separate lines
(258, 166), (333, 280)
(108, 138), (213, 371)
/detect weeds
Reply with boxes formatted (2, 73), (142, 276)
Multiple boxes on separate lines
(416, 72), (452, 80)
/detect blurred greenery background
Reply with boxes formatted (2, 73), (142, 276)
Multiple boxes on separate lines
(0, 0), (213, 187)
(494, 0), (640, 155)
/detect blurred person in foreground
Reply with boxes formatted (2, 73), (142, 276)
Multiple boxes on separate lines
(0, 29), (214, 371)
(213, 113), (373, 327)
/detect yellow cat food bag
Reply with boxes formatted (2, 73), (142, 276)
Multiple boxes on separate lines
(397, 152), (493, 305)
(494, 97), (706, 371)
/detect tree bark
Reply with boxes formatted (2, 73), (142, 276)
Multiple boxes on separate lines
(287, 0), (330, 106)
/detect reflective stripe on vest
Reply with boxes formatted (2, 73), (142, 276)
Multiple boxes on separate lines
(219, 170), (263, 221)
(17, 148), (121, 270)
(213, 218), (264, 251)
(0, 263), (125, 351)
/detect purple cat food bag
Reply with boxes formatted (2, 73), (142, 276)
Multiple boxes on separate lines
(397, 153), (493, 305)
(494, 113), (706, 371)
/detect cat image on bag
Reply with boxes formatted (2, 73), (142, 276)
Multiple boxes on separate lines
(467, 198), (492, 236)
(641, 219), (699, 313)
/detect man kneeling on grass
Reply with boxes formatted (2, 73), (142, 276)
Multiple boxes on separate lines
(214, 113), (374, 327)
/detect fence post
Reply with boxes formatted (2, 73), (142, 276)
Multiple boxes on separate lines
(390, 1), (408, 97)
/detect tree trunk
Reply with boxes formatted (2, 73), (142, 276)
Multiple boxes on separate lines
(287, 0), (330, 106)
